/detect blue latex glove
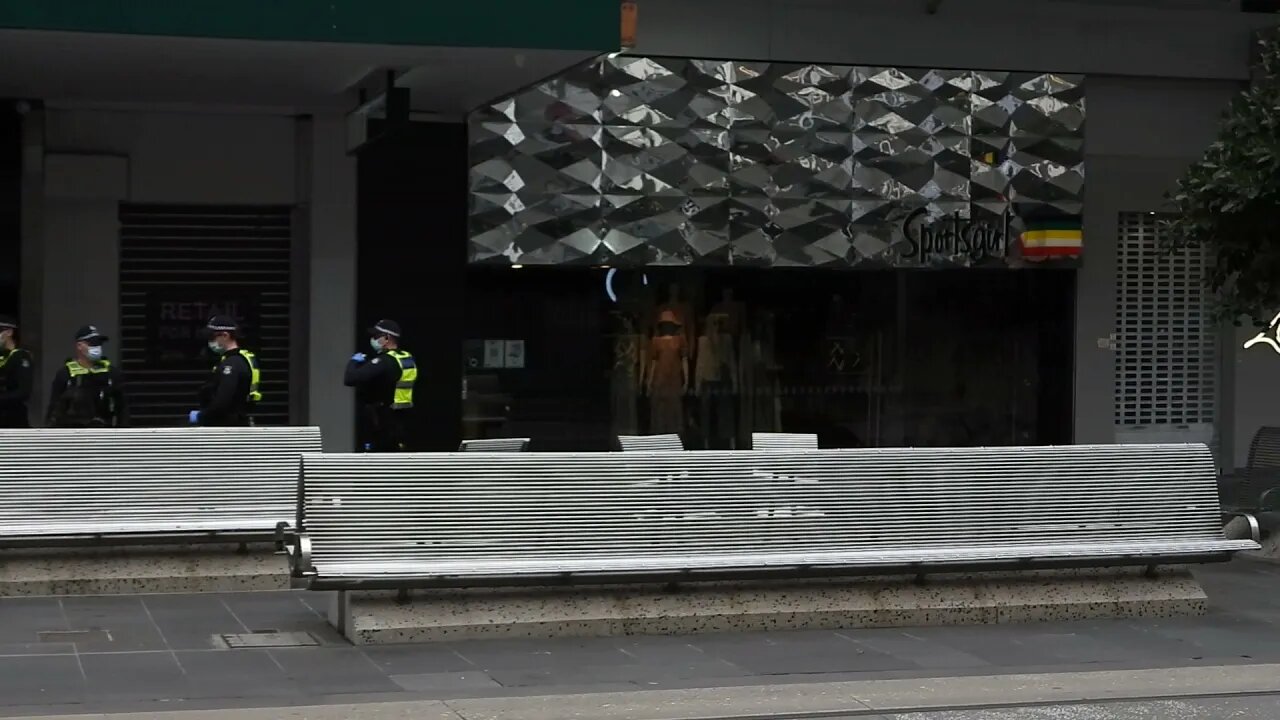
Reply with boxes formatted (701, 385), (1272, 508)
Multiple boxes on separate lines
(188, 410), (201, 425)
(351, 352), (367, 363)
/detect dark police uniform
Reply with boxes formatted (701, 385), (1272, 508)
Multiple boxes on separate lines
(0, 315), (33, 428)
(196, 316), (261, 427)
(45, 326), (128, 428)
(344, 319), (416, 451)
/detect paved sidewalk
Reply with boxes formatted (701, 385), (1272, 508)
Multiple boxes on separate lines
(16, 664), (1280, 719)
(1, 560), (1278, 717)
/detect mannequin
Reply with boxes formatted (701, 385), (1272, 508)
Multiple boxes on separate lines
(653, 282), (695, 350)
(645, 310), (688, 434)
(696, 312), (738, 448)
(709, 288), (745, 338)
(610, 311), (642, 435)
(748, 311), (782, 432)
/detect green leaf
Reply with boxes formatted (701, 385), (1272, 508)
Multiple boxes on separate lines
(1165, 32), (1280, 319)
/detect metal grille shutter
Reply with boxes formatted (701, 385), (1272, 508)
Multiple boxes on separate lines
(119, 204), (292, 427)
(1114, 212), (1216, 443)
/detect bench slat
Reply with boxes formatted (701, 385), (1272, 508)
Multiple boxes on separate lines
(458, 438), (529, 452)
(313, 539), (1251, 579)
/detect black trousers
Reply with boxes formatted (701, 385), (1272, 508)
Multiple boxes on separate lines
(360, 405), (410, 452)
(0, 403), (28, 428)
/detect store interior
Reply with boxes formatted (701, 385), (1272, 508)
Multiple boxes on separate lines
(462, 265), (1076, 451)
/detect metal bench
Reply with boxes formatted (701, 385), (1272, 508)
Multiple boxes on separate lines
(458, 438), (530, 452)
(752, 432), (818, 451)
(0, 427), (321, 548)
(1221, 426), (1280, 512)
(287, 443), (1255, 590)
(617, 434), (684, 451)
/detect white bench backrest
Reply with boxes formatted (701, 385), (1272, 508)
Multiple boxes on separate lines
(618, 434), (683, 451)
(298, 443), (1247, 579)
(752, 433), (818, 451)
(0, 426), (321, 538)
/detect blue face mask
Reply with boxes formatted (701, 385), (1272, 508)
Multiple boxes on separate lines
(370, 338), (384, 353)
(86, 345), (104, 361)
(208, 341), (224, 355)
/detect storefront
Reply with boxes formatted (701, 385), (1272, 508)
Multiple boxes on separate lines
(464, 58), (1085, 450)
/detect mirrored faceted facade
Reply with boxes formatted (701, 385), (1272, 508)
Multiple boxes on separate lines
(468, 57), (1085, 268)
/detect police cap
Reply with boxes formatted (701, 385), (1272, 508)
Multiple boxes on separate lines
(368, 319), (402, 338)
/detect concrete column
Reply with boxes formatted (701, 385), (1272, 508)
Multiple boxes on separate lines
(299, 115), (356, 451)
(34, 152), (127, 422)
(18, 106), (44, 424)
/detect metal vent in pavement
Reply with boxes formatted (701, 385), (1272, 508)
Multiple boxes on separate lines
(39, 629), (111, 643)
(216, 631), (318, 649)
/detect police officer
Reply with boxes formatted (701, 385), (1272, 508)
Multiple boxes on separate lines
(190, 315), (260, 427)
(45, 325), (128, 428)
(0, 315), (33, 427)
(344, 319), (416, 451)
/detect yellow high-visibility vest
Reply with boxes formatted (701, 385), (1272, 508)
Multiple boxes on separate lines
(67, 359), (110, 377)
(215, 349), (262, 403)
(386, 350), (416, 409)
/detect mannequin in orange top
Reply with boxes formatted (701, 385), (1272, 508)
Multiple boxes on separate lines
(644, 309), (688, 434)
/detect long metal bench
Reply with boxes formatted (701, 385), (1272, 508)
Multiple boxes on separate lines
(0, 427), (321, 548)
(617, 433), (684, 451)
(459, 438), (530, 452)
(752, 432), (818, 451)
(287, 443), (1255, 590)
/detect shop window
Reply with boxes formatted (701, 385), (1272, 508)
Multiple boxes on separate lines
(462, 266), (1074, 450)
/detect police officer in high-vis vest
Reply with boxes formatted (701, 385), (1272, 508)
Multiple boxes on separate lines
(45, 324), (128, 428)
(190, 315), (260, 427)
(344, 319), (416, 451)
(0, 315), (34, 428)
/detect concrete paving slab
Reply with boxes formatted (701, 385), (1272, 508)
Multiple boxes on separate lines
(839, 630), (992, 670)
(80, 652), (186, 701)
(390, 672), (503, 693)
(362, 646), (476, 675)
(0, 655), (84, 707)
(268, 647), (402, 696)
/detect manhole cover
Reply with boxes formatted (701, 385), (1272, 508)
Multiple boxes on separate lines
(217, 631), (319, 649)
(39, 629), (111, 643)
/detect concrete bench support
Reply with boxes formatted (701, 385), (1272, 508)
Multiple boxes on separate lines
(328, 568), (1208, 644)
(0, 426), (320, 596)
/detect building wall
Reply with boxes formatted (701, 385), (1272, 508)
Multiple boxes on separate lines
(1230, 325), (1280, 468)
(627, 0), (1248, 449)
(630, 0), (1268, 81)
(21, 107), (355, 448)
(1076, 78), (1239, 445)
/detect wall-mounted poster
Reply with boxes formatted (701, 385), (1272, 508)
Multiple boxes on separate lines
(483, 339), (505, 368)
(143, 289), (260, 368)
(503, 339), (526, 369)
